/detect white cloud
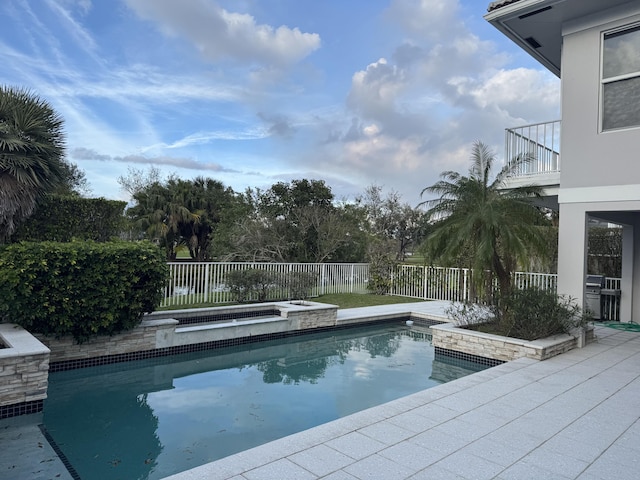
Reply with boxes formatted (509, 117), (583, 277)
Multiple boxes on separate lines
(44, 0), (98, 54)
(302, 0), (561, 205)
(124, 0), (321, 66)
(451, 67), (560, 119)
(71, 147), (241, 173)
(385, 0), (461, 38)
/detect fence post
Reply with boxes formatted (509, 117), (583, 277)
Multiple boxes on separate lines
(463, 269), (468, 302)
(422, 266), (427, 299)
(203, 263), (210, 303)
(350, 264), (354, 293)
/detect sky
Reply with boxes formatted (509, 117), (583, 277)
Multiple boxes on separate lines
(0, 0), (561, 205)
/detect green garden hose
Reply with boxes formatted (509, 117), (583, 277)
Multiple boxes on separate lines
(595, 322), (640, 332)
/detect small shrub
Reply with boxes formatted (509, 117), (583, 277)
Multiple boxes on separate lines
(0, 241), (168, 342)
(447, 287), (589, 341)
(497, 287), (589, 340)
(445, 301), (494, 327)
(226, 269), (318, 303)
(226, 269), (277, 303)
(285, 271), (317, 301)
(366, 240), (397, 295)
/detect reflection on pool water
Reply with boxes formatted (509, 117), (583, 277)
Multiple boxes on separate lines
(43, 323), (489, 480)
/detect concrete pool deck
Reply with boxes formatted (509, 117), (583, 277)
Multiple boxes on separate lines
(165, 303), (640, 480)
(2, 301), (640, 479)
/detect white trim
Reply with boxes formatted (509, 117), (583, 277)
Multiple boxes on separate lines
(600, 22), (640, 132)
(559, 184), (640, 204)
(564, 4), (640, 37)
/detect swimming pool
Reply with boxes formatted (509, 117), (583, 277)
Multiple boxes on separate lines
(42, 323), (489, 480)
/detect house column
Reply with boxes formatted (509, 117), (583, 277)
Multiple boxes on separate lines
(622, 221), (640, 324)
(557, 203), (588, 310)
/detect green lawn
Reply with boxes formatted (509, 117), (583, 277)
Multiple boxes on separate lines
(401, 253), (427, 265)
(313, 293), (426, 309)
(157, 293), (426, 311)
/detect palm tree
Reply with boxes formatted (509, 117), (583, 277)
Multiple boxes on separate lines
(0, 86), (66, 242)
(128, 179), (199, 261)
(419, 141), (550, 300)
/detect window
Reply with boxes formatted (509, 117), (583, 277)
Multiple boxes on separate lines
(602, 25), (640, 131)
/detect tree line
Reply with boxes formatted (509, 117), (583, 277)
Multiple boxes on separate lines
(119, 169), (429, 264)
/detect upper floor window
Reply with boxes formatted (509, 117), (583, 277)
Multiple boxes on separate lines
(602, 25), (640, 131)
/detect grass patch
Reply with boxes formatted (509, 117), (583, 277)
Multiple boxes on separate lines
(401, 254), (426, 265)
(313, 293), (426, 309)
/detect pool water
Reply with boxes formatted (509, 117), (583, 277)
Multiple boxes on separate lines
(43, 323), (488, 480)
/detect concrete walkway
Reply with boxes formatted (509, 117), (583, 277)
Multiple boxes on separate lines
(165, 322), (640, 479)
(0, 413), (74, 480)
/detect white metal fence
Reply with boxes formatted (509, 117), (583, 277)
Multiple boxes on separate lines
(162, 262), (369, 307)
(390, 266), (620, 321)
(162, 263), (621, 321)
(603, 277), (622, 321)
(390, 265), (471, 302)
(390, 266), (559, 302)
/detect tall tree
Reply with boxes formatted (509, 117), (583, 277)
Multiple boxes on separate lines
(177, 177), (240, 261)
(259, 180), (335, 262)
(127, 178), (197, 260)
(0, 86), (66, 241)
(53, 161), (91, 196)
(419, 141), (550, 298)
(126, 176), (241, 261)
(227, 180), (361, 263)
(359, 185), (425, 261)
(118, 166), (163, 197)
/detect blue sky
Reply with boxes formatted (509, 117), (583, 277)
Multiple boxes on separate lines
(1, 0), (560, 205)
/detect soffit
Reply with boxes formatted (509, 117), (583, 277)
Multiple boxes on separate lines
(485, 0), (637, 77)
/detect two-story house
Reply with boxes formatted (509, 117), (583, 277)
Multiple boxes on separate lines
(485, 0), (640, 323)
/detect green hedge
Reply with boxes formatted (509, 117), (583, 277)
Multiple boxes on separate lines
(12, 195), (127, 242)
(0, 241), (168, 342)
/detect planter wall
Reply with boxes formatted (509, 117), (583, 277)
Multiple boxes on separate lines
(0, 324), (50, 418)
(431, 323), (595, 362)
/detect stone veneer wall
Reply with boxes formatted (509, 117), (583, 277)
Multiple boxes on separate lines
(35, 301), (338, 365)
(0, 324), (50, 415)
(280, 302), (338, 329)
(431, 323), (594, 362)
(34, 319), (178, 365)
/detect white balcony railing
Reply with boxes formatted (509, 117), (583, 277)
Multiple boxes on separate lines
(505, 120), (561, 177)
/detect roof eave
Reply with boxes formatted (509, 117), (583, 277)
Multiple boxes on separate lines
(484, 0), (562, 77)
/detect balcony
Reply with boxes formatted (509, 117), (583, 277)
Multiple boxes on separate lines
(501, 120), (561, 206)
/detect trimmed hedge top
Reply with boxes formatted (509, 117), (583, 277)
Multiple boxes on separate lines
(0, 241), (168, 343)
(12, 195), (127, 242)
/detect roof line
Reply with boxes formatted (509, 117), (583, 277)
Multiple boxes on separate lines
(487, 0), (524, 12)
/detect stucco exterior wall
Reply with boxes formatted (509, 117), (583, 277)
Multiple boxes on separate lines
(555, 3), (640, 323)
(560, 4), (640, 190)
